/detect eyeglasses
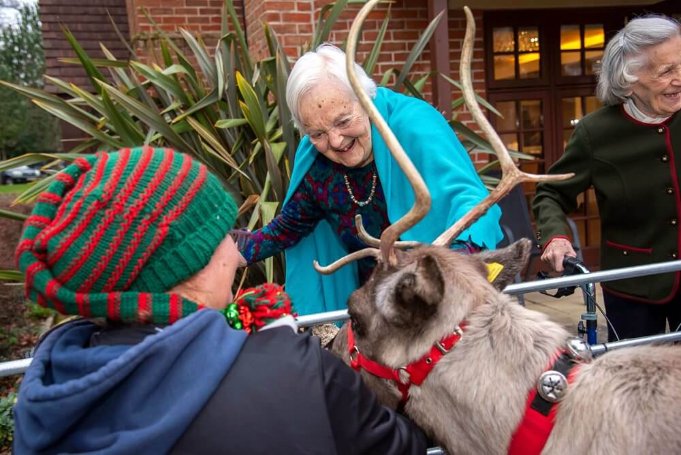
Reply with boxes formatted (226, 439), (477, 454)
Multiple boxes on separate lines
(228, 229), (252, 250)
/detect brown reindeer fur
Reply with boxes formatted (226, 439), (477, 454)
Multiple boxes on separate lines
(332, 239), (681, 454)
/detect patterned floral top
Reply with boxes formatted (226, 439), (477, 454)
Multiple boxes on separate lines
(241, 155), (389, 283)
(241, 154), (478, 284)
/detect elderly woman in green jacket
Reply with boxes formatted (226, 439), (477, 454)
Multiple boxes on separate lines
(533, 14), (681, 341)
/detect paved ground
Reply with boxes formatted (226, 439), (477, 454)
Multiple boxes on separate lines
(521, 283), (610, 343)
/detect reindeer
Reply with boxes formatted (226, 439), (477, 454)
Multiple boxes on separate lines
(314, 2), (681, 454)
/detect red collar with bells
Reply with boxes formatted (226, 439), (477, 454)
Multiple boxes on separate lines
(346, 323), (465, 406)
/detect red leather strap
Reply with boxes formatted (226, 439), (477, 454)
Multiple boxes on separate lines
(347, 324), (464, 405)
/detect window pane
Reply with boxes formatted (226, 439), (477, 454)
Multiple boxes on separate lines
(585, 50), (603, 75)
(500, 133), (519, 152)
(584, 24), (604, 49)
(561, 25), (581, 50)
(561, 51), (582, 76)
(519, 53), (540, 78)
(518, 27), (539, 52)
(562, 97), (583, 128)
(496, 101), (518, 131)
(585, 96), (601, 114)
(494, 55), (516, 80)
(522, 131), (543, 155)
(563, 129), (574, 148)
(520, 99), (542, 129)
(493, 27), (515, 52)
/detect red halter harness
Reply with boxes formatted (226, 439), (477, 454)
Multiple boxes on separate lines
(346, 323), (465, 406)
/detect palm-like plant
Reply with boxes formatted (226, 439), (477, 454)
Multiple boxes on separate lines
(0, 0), (527, 286)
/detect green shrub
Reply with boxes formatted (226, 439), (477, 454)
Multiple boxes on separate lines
(0, 392), (16, 449)
(0, 4), (60, 159)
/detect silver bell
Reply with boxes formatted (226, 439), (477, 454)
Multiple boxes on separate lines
(565, 336), (593, 362)
(537, 370), (568, 403)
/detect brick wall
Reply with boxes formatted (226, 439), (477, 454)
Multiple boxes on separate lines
(39, 0), (130, 92)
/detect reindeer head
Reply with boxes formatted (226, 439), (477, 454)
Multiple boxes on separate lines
(343, 239), (532, 368)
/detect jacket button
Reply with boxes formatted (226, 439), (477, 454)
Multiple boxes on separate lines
(667, 187), (674, 194)
(672, 218), (678, 226)
(662, 155), (670, 162)
(623, 250), (628, 256)
(658, 127), (665, 133)
(672, 252), (678, 259)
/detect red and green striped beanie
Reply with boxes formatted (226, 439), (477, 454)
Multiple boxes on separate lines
(15, 146), (238, 325)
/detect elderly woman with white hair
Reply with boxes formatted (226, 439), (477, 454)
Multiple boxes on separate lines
(533, 14), (681, 341)
(240, 43), (503, 315)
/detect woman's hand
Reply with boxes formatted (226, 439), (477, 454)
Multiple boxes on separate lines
(541, 237), (577, 273)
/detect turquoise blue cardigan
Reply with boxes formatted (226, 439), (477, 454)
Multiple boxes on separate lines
(285, 87), (502, 315)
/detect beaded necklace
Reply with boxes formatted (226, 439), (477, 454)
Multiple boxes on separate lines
(343, 170), (377, 207)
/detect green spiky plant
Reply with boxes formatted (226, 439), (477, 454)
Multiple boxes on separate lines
(0, 0), (527, 287)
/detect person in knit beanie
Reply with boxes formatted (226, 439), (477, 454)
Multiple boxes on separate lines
(12, 146), (426, 455)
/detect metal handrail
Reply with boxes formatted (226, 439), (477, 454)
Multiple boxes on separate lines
(4, 259), (681, 378)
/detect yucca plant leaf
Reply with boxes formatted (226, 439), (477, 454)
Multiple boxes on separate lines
(0, 208), (28, 222)
(273, 47), (297, 164)
(99, 81), (194, 152)
(130, 61), (191, 105)
(394, 10), (443, 90)
(312, 0), (350, 49)
(363, 8), (390, 75)
(32, 99), (125, 148)
(0, 270), (24, 282)
(99, 44), (136, 90)
(61, 26), (108, 93)
(222, 0), (253, 76)
(379, 68), (394, 87)
(236, 73), (266, 140)
(441, 74), (502, 117)
(59, 57), (128, 68)
(186, 117), (241, 169)
(215, 118), (249, 128)
(401, 78), (426, 99)
(179, 29), (217, 83)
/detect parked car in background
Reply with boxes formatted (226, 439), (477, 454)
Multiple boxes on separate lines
(0, 165), (41, 184)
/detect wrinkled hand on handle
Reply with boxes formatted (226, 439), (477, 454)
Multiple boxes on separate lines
(541, 237), (577, 273)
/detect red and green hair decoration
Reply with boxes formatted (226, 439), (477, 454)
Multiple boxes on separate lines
(223, 283), (296, 333)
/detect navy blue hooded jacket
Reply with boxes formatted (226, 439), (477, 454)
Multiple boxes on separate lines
(13, 310), (426, 454)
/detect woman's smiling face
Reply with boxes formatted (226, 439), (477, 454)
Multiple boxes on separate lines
(298, 80), (373, 168)
(630, 34), (681, 117)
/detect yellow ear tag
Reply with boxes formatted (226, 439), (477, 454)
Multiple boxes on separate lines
(486, 262), (504, 283)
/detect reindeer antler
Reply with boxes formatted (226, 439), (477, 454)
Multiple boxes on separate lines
(432, 6), (573, 247)
(313, 0), (431, 274)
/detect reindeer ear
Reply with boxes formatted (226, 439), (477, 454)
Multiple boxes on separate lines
(394, 254), (444, 317)
(476, 239), (533, 291)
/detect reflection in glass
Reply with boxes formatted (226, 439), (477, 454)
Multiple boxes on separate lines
(500, 133), (519, 152)
(494, 55), (516, 80)
(585, 96), (601, 113)
(522, 132), (543, 155)
(585, 50), (603, 75)
(561, 51), (582, 76)
(496, 101), (517, 131)
(518, 27), (539, 52)
(584, 24), (604, 48)
(519, 53), (540, 78)
(562, 97), (582, 128)
(493, 27), (515, 52)
(520, 100), (542, 129)
(560, 25), (581, 50)
(563, 129), (573, 148)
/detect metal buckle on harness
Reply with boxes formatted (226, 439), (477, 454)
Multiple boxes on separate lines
(349, 346), (360, 369)
(435, 341), (450, 355)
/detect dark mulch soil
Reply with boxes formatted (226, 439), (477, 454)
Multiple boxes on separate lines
(0, 194), (41, 397)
